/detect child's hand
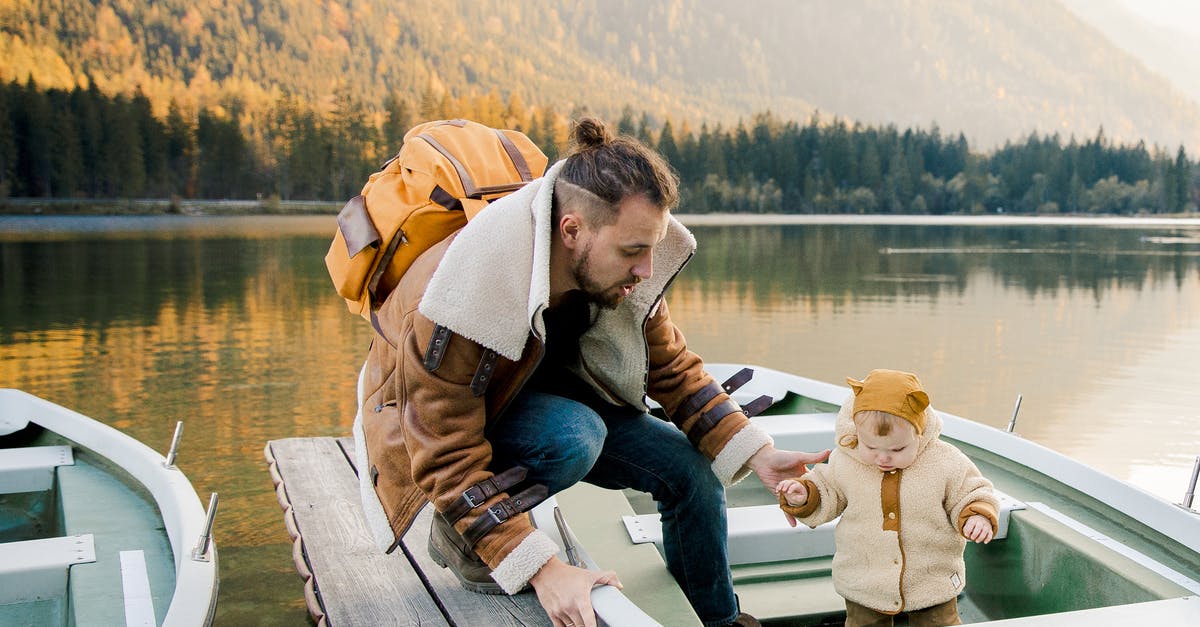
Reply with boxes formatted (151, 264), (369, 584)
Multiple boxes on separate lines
(963, 514), (994, 544)
(775, 479), (808, 528)
(776, 479), (808, 507)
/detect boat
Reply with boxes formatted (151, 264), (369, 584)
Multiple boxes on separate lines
(532, 364), (1200, 626)
(0, 388), (219, 626)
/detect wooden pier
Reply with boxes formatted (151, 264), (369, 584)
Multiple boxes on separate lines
(264, 437), (553, 626)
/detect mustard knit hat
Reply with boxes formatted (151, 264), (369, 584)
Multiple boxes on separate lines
(847, 369), (930, 434)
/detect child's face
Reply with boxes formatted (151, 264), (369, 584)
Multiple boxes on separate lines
(855, 421), (919, 471)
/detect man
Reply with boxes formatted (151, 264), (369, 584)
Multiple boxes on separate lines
(354, 117), (828, 627)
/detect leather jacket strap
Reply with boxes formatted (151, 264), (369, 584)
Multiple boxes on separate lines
(441, 466), (529, 525)
(741, 394), (774, 418)
(461, 484), (550, 551)
(676, 368), (756, 420)
(687, 398), (743, 446)
(721, 367), (755, 395)
(677, 381), (723, 420)
(424, 324), (452, 371)
(469, 349), (498, 397)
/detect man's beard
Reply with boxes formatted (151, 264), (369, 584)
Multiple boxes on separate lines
(571, 242), (633, 310)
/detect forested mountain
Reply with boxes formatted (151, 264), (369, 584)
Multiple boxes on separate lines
(3, 0), (1199, 153)
(1, 0), (1196, 213)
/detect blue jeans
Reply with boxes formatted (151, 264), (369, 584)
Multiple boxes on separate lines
(488, 391), (737, 627)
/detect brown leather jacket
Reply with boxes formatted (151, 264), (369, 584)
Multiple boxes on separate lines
(355, 163), (772, 591)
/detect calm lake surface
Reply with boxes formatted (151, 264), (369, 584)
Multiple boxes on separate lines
(3, 214), (1200, 625)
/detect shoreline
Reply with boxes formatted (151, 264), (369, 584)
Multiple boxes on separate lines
(2, 198), (1199, 226)
(0, 198), (340, 216)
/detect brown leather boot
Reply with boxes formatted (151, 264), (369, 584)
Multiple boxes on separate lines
(427, 510), (505, 594)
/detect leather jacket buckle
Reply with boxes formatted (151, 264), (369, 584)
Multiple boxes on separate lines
(462, 486), (485, 508)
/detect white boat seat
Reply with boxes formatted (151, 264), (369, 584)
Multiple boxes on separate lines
(0, 445), (74, 493)
(623, 489), (1024, 566)
(751, 412), (841, 456)
(0, 534), (96, 604)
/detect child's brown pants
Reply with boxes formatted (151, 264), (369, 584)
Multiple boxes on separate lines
(844, 597), (962, 627)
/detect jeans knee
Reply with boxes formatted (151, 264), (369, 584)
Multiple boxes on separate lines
(490, 396), (606, 494)
(666, 455), (726, 512)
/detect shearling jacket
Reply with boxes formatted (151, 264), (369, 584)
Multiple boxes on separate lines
(779, 397), (998, 614)
(352, 160), (773, 594)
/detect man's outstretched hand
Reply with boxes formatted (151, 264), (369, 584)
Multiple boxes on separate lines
(747, 444), (830, 492)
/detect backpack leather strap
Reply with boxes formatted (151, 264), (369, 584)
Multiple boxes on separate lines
(494, 129), (533, 181)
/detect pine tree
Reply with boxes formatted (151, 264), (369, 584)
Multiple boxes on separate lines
(657, 119), (680, 169)
(165, 100), (197, 197)
(47, 89), (83, 197)
(0, 83), (18, 197)
(382, 92), (414, 149)
(1173, 146), (1190, 213)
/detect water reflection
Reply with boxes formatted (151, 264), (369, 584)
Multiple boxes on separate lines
(671, 222), (1200, 508)
(2, 216), (1200, 623)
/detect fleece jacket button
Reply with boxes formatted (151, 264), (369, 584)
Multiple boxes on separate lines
(888, 512), (896, 519)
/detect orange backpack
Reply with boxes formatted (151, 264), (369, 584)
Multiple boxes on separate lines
(325, 119), (549, 320)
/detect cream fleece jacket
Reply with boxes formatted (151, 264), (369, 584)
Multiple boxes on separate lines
(788, 397), (998, 614)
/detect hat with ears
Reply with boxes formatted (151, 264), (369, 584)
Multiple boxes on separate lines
(847, 369), (930, 434)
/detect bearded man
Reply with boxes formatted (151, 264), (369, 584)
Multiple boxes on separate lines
(355, 116), (827, 627)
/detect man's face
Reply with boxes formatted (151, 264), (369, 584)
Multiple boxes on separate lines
(569, 194), (669, 309)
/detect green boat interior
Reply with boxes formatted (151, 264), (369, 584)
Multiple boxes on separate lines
(0, 424), (176, 626)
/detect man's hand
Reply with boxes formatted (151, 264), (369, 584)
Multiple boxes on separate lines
(529, 557), (622, 627)
(747, 444), (830, 492)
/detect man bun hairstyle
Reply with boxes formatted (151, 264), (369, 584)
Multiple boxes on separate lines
(556, 117), (679, 225)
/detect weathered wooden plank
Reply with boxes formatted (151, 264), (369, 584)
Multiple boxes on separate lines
(337, 435), (551, 626)
(267, 437), (448, 627)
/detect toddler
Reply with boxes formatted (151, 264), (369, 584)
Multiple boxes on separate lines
(778, 369), (997, 626)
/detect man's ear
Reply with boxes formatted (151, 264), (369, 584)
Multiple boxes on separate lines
(559, 213), (584, 249)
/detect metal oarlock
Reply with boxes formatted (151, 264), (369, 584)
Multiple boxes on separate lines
(191, 492), (219, 561)
(1005, 394), (1023, 433)
(163, 421), (184, 468)
(553, 506), (581, 567)
(1182, 456), (1199, 511)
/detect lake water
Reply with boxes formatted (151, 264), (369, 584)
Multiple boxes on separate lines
(3, 214), (1200, 625)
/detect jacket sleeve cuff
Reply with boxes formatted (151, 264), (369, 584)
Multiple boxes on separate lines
(777, 478), (821, 518)
(489, 529), (559, 595)
(957, 500), (1000, 535)
(710, 421), (773, 486)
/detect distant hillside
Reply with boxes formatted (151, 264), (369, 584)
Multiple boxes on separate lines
(2, 0), (1199, 152)
(1061, 0), (1200, 108)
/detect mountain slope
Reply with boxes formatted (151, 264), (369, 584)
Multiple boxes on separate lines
(1060, 0), (1200, 108)
(1, 0), (1198, 152)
